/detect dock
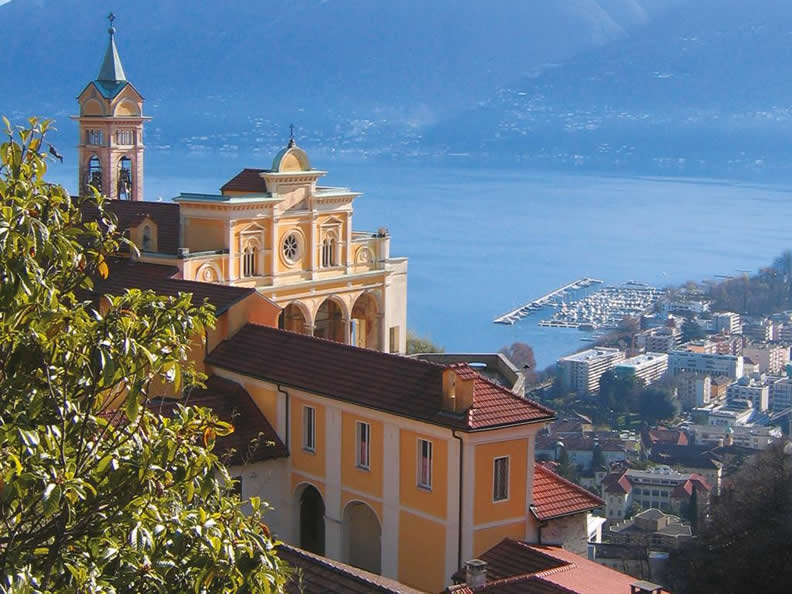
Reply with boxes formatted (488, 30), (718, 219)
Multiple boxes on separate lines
(493, 278), (603, 325)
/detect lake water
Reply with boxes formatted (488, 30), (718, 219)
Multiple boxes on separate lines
(47, 153), (792, 369)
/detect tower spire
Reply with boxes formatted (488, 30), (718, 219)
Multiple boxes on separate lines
(97, 12), (127, 82)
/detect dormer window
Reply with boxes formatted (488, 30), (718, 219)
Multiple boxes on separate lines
(142, 225), (152, 251)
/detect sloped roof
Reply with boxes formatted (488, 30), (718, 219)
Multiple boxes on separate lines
(98, 29), (127, 82)
(81, 200), (181, 255)
(536, 435), (627, 453)
(220, 168), (270, 194)
(448, 540), (636, 594)
(206, 325), (555, 432)
(277, 544), (422, 594)
(602, 472), (632, 495)
(95, 260), (257, 314)
(532, 464), (603, 520)
(148, 376), (287, 466)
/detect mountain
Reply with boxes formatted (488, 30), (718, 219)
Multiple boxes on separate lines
(0, 0), (677, 152)
(423, 0), (792, 176)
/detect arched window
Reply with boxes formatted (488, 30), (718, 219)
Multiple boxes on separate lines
(322, 236), (336, 268)
(142, 225), (152, 251)
(85, 156), (102, 193)
(243, 242), (258, 277)
(117, 157), (133, 200)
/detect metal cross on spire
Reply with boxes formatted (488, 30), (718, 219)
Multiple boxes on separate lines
(288, 123), (296, 147)
(108, 12), (115, 25)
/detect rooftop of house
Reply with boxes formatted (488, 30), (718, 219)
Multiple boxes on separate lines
(206, 325), (555, 432)
(602, 472), (633, 495)
(536, 435), (627, 453)
(277, 544), (422, 594)
(81, 200), (181, 255)
(648, 444), (723, 470)
(94, 260), (260, 315)
(447, 540), (638, 594)
(148, 376), (288, 466)
(560, 348), (622, 363)
(220, 168), (271, 194)
(532, 464), (603, 520)
(642, 427), (688, 448)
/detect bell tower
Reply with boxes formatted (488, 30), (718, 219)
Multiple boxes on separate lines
(72, 13), (148, 201)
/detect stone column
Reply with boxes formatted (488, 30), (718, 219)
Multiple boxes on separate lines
(343, 317), (352, 345)
(377, 313), (387, 352)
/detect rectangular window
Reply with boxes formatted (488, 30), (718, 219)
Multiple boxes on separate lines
(493, 456), (509, 501)
(417, 439), (433, 489)
(86, 129), (103, 145)
(303, 406), (315, 452)
(356, 421), (370, 470)
(116, 129), (134, 145)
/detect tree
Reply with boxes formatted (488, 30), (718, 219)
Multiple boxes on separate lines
(406, 329), (444, 355)
(0, 119), (289, 591)
(500, 342), (537, 383)
(638, 386), (680, 425)
(598, 370), (644, 415)
(667, 441), (792, 594)
(681, 317), (706, 342)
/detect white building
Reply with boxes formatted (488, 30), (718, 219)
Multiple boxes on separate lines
(614, 353), (668, 385)
(727, 376), (770, 411)
(677, 373), (712, 409)
(770, 377), (792, 411)
(558, 348), (625, 395)
(687, 423), (781, 450)
(714, 312), (742, 335)
(668, 350), (743, 380)
(639, 327), (681, 353)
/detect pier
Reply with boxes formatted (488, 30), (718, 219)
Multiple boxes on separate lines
(493, 278), (603, 325)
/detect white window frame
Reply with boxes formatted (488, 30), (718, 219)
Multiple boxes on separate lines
(356, 421), (371, 470)
(303, 406), (316, 453)
(493, 456), (510, 502)
(417, 438), (433, 490)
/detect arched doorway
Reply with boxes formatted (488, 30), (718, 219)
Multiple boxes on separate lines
(298, 485), (325, 555)
(278, 302), (309, 334)
(314, 298), (345, 343)
(342, 502), (381, 574)
(351, 293), (379, 349)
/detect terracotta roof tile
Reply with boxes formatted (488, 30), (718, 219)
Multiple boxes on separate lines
(220, 168), (270, 194)
(206, 325), (554, 432)
(532, 464), (603, 520)
(81, 200), (181, 255)
(95, 260), (257, 314)
(602, 472), (632, 495)
(277, 544), (422, 593)
(448, 540), (636, 594)
(148, 375), (288, 465)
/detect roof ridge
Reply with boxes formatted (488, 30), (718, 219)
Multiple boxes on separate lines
(534, 463), (604, 506)
(241, 323), (448, 371)
(471, 371), (556, 417)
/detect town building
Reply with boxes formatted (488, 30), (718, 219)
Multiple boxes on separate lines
(558, 348), (625, 395)
(742, 318), (775, 343)
(686, 423), (781, 450)
(668, 350), (743, 380)
(676, 373), (712, 409)
(770, 377), (792, 411)
(639, 327), (680, 354)
(607, 508), (693, 549)
(535, 435), (632, 472)
(710, 334), (743, 356)
(710, 375), (732, 401)
(614, 353), (669, 385)
(742, 344), (790, 375)
(647, 444), (724, 496)
(726, 375), (771, 411)
(714, 311), (742, 335)
(411, 352), (527, 396)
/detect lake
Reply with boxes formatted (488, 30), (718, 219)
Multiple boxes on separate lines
(47, 152), (792, 369)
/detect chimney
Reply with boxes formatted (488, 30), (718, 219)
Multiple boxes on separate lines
(464, 559), (488, 589)
(442, 367), (476, 413)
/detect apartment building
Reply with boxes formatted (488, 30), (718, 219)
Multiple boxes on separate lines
(742, 344), (790, 375)
(668, 350), (744, 380)
(614, 353), (668, 386)
(558, 348), (625, 395)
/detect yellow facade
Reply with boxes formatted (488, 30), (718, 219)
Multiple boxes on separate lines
(398, 511), (447, 593)
(473, 439), (529, 526)
(291, 397), (326, 478)
(399, 429), (448, 519)
(472, 521), (526, 559)
(341, 413), (383, 499)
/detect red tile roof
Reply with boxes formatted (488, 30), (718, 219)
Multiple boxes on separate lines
(532, 464), (603, 520)
(601, 471), (632, 495)
(148, 375), (288, 466)
(220, 168), (270, 194)
(671, 475), (711, 498)
(644, 427), (688, 448)
(448, 540), (636, 594)
(95, 260), (258, 314)
(205, 325), (555, 432)
(277, 544), (422, 593)
(81, 200), (181, 255)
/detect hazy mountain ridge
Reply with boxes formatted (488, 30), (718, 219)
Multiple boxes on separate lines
(1, 0), (677, 158)
(424, 0), (792, 176)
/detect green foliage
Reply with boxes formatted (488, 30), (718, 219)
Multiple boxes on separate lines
(598, 370), (644, 416)
(709, 250), (792, 315)
(638, 386), (680, 425)
(406, 329), (444, 355)
(0, 119), (289, 592)
(681, 318), (706, 343)
(668, 441), (792, 593)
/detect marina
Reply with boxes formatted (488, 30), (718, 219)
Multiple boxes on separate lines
(538, 282), (663, 330)
(493, 277), (603, 325)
